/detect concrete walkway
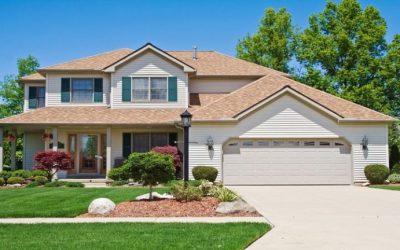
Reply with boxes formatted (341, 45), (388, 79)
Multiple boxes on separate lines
(231, 185), (400, 250)
(0, 216), (267, 224)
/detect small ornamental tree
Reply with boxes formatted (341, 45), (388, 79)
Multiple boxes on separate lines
(123, 152), (175, 200)
(151, 146), (183, 172)
(34, 151), (72, 181)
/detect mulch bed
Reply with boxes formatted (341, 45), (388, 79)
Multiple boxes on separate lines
(78, 197), (261, 217)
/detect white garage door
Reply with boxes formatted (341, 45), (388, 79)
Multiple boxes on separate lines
(223, 139), (351, 185)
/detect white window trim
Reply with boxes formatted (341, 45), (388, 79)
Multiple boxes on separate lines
(131, 76), (169, 103)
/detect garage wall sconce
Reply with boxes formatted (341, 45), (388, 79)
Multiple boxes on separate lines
(206, 136), (214, 151)
(361, 136), (368, 150)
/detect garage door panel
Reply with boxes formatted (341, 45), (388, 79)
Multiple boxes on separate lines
(223, 139), (351, 185)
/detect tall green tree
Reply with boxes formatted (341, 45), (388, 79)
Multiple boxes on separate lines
(0, 55), (40, 168)
(236, 8), (294, 73)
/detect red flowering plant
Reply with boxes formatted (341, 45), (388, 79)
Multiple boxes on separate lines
(33, 151), (72, 181)
(151, 146), (183, 172)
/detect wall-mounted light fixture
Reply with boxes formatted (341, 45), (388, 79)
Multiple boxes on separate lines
(361, 136), (368, 150)
(206, 136), (214, 151)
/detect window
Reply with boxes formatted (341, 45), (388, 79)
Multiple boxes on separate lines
(151, 133), (168, 147)
(257, 141), (269, 147)
(319, 141), (331, 146)
(72, 79), (93, 103)
(133, 133), (150, 152)
(123, 132), (176, 157)
(273, 141), (285, 147)
(242, 141), (254, 147)
(304, 141), (315, 146)
(131, 77), (168, 102)
(37, 87), (45, 107)
(287, 141), (300, 146)
(335, 142), (345, 147)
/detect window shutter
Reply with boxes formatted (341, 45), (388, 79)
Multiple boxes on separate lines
(168, 133), (178, 146)
(122, 133), (132, 159)
(122, 77), (131, 102)
(94, 78), (103, 102)
(28, 87), (37, 109)
(168, 76), (177, 102)
(61, 78), (71, 102)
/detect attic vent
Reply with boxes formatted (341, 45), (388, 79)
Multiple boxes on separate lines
(192, 46), (198, 60)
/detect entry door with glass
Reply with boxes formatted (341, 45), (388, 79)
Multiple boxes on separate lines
(78, 134), (100, 174)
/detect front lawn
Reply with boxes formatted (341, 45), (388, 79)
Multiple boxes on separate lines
(370, 185), (400, 191)
(0, 222), (270, 250)
(0, 187), (168, 217)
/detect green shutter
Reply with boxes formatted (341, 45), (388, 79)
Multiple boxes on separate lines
(94, 78), (103, 102)
(122, 77), (131, 102)
(61, 78), (71, 102)
(168, 133), (178, 146)
(122, 133), (132, 159)
(28, 87), (37, 109)
(168, 76), (177, 102)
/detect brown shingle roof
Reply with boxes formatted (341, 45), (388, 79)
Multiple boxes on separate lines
(192, 74), (396, 122)
(0, 107), (185, 125)
(189, 93), (229, 110)
(20, 72), (45, 82)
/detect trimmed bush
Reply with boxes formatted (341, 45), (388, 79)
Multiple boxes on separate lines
(170, 181), (202, 202)
(7, 177), (24, 185)
(34, 176), (48, 185)
(34, 151), (72, 181)
(31, 170), (48, 177)
(65, 182), (84, 188)
(388, 174), (400, 184)
(26, 182), (39, 188)
(0, 177), (4, 186)
(192, 166), (218, 182)
(111, 180), (129, 186)
(44, 181), (67, 187)
(0, 171), (12, 183)
(210, 186), (237, 202)
(107, 167), (129, 181)
(391, 163), (400, 174)
(364, 164), (390, 184)
(11, 170), (32, 179)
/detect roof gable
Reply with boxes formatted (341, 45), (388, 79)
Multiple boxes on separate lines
(104, 43), (195, 73)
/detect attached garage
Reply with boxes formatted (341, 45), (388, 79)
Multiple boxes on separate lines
(223, 139), (352, 185)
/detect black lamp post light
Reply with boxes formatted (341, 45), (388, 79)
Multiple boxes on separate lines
(180, 110), (192, 182)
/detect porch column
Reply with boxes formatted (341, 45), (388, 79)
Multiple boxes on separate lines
(52, 127), (58, 151)
(106, 127), (112, 177)
(10, 130), (16, 170)
(0, 127), (3, 171)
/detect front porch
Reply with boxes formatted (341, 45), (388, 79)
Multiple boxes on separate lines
(0, 125), (182, 179)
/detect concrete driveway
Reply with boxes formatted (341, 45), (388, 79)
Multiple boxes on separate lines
(230, 186), (400, 250)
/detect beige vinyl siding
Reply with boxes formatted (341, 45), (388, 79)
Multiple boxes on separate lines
(189, 78), (253, 93)
(46, 73), (111, 106)
(189, 94), (389, 183)
(23, 133), (44, 169)
(111, 51), (188, 108)
(23, 83), (46, 112)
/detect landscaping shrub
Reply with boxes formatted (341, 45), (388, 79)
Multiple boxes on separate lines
(192, 166), (218, 182)
(65, 182), (84, 188)
(391, 163), (400, 174)
(25, 182), (39, 188)
(210, 186), (237, 202)
(11, 170), (32, 179)
(166, 179), (202, 187)
(34, 176), (48, 185)
(34, 151), (72, 181)
(0, 171), (12, 183)
(170, 181), (202, 202)
(7, 177), (24, 185)
(111, 180), (129, 186)
(31, 170), (48, 177)
(198, 180), (213, 196)
(0, 177), (4, 186)
(123, 152), (175, 199)
(388, 174), (400, 184)
(44, 181), (67, 187)
(2, 165), (11, 171)
(364, 164), (390, 184)
(107, 167), (129, 181)
(151, 146), (183, 172)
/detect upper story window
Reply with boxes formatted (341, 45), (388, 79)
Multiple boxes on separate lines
(132, 77), (168, 102)
(122, 76), (177, 103)
(28, 86), (45, 109)
(61, 78), (103, 103)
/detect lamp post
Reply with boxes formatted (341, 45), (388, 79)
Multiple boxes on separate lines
(180, 110), (192, 182)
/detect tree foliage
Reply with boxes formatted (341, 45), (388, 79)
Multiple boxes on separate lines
(34, 151), (72, 181)
(236, 8), (294, 73)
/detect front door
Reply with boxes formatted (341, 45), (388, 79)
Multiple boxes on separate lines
(78, 134), (99, 174)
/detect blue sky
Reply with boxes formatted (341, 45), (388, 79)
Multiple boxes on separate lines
(0, 0), (399, 79)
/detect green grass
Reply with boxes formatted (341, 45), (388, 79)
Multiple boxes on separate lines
(370, 185), (400, 191)
(0, 222), (270, 250)
(0, 187), (168, 217)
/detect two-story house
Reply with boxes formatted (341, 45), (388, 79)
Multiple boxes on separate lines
(0, 43), (395, 184)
